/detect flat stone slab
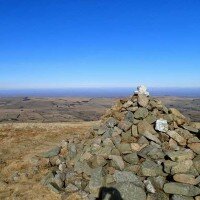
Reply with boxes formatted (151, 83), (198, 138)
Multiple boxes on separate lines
(114, 182), (146, 200)
(113, 170), (143, 188)
(163, 182), (200, 197)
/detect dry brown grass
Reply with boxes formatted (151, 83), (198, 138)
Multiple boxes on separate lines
(0, 122), (98, 200)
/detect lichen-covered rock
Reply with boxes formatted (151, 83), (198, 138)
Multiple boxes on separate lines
(40, 146), (61, 158)
(141, 160), (165, 176)
(166, 131), (186, 146)
(171, 195), (194, 200)
(108, 155), (125, 170)
(134, 107), (149, 119)
(173, 174), (200, 185)
(123, 152), (139, 164)
(166, 149), (194, 162)
(163, 182), (200, 197)
(114, 182), (146, 200)
(188, 143), (200, 154)
(137, 120), (156, 135)
(118, 120), (132, 131)
(89, 167), (103, 197)
(113, 170), (143, 188)
(182, 125), (199, 133)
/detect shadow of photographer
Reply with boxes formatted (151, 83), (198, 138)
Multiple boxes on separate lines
(96, 187), (123, 200)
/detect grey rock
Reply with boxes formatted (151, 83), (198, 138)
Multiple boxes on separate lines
(193, 155), (200, 174)
(138, 136), (150, 145)
(117, 143), (132, 154)
(132, 124), (138, 137)
(145, 114), (157, 124)
(121, 130), (132, 141)
(164, 114), (174, 123)
(114, 182), (146, 200)
(111, 148), (121, 156)
(166, 131), (186, 146)
(182, 125), (199, 133)
(40, 146), (61, 158)
(74, 160), (92, 176)
(111, 126), (122, 137)
(188, 137), (200, 143)
(147, 191), (169, 200)
(163, 160), (177, 174)
(96, 145), (112, 158)
(138, 120), (156, 135)
(41, 171), (55, 186)
(188, 143), (200, 155)
(54, 174), (64, 188)
(109, 155), (125, 170)
(105, 117), (118, 128)
(65, 171), (77, 183)
(173, 174), (200, 185)
(141, 160), (164, 176)
(118, 120), (132, 131)
(97, 125), (109, 135)
(124, 111), (135, 123)
(105, 174), (115, 185)
(147, 148), (165, 160)
(138, 145), (155, 158)
(166, 149), (194, 162)
(134, 107), (149, 119)
(102, 128), (113, 139)
(68, 143), (77, 158)
(171, 194), (194, 200)
(171, 160), (193, 175)
(89, 167), (103, 197)
(147, 176), (166, 189)
(65, 183), (79, 193)
(164, 182), (200, 196)
(127, 106), (138, 112)
(103, 138), (114, 147)
(123, 100), (133, 108)
(113, 170), (143, 188)
(123, 152), (139, 164)
(141, 131), (161, 144)
(176, 128), (193, 140)
(91, 155), (107, 167)
(111, 135), (122, 146)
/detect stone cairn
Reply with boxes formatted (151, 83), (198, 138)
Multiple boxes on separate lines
(40, 86), (200, 200)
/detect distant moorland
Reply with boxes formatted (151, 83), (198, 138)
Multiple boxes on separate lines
(0, 96), (199, 123)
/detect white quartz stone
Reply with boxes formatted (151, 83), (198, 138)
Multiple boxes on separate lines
(144, 180), (156, 193)
(134, 85), (149, 96)
(155, 119), (168, 132)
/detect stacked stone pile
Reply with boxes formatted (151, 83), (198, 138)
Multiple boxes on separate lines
(40, 86), (200, 200)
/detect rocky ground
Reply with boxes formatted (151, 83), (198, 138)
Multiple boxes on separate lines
(0, 122), (97, 200)
(0, 93), (200, 200)
(34, 90), (200, 200)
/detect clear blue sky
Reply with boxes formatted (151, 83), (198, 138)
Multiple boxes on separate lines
(0, 0), (200, 89)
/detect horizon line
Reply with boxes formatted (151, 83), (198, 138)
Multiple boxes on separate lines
(0, 86), (200, 90)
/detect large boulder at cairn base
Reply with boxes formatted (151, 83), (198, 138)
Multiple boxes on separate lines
(39, 86), (200, 199)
